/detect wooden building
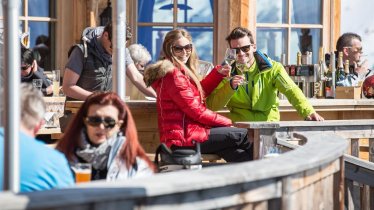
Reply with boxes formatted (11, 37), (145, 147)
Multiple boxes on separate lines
(0, 0), (342, 99)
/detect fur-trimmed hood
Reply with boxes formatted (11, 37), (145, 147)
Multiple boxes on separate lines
(143, 59), (175, 87)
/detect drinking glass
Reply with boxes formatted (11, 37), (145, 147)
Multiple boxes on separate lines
(222, 48), (236, 66)
(52, 70), (60, 96)
(222, 48), (237, 79)
(236, 63), (249, 85)
(198, 60), (213, 78)
(71, 163), (92, 183)
(32, 79), (43, 91)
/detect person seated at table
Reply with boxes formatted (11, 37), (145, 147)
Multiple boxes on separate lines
(206, 27), (324, 122)
(126, 44), (153, 100)
(56, 92), (156, 181)
(128, 43), (152, 75)
(0, 84), (74, 192)
(144, 29), (252, 162)
(21, 46), (53, 96)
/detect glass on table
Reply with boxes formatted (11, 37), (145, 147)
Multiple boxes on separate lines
(32, 79), (43, 91)
(52, 70), (60, 96)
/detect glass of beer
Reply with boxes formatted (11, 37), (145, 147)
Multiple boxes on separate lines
(71, 163), (92, 183)
(52, 70), (60, 96)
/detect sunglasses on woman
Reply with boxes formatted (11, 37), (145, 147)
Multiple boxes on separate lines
(172, 44), (193, 53)
(85, 116), (118, 129)
(231, 44), (252, 54)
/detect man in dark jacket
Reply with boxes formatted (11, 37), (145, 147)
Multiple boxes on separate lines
(21, 47), (52, 96)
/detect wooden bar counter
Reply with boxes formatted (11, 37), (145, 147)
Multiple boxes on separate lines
(65, 99), (374, 153)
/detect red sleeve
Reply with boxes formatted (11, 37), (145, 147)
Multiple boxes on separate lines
(200, 65), (225, 96)
(165, 70), (232, 127)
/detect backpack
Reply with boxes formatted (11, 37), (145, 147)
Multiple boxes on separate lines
(67, 24), (133, 60)
(67, 26), (104, 60)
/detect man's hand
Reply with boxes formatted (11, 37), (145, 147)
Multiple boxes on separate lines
(305, 112), (324, 121)
(354, 59), (369, 78)
(230, 75), (245, 90)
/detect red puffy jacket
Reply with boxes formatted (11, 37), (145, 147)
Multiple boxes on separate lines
(144, 60), (232, 147)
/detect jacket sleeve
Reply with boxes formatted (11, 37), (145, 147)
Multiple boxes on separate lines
(200, 66), (225, 96)
(164, 71), (232, 127)
(205, 79), (236, 111)
(273, 62), (315, 118)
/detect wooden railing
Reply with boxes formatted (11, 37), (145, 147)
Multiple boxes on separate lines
(235, 119), (374, 210)
(0, 132), (346, 210)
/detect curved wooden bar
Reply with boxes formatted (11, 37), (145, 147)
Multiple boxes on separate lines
(64, 99), (374, 153)
(0, 133), (347, 210)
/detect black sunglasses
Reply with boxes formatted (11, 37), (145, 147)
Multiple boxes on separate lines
(85, 116), (118, 129)
(21, 64), (31, 71)
(172, 44), (193, 53)
(232, 45), (252, 54)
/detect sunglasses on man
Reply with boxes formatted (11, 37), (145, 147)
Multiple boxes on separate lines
(21, 64), (32, 71)
(231, 44), (253, 54)
(85, 116), (119, 129)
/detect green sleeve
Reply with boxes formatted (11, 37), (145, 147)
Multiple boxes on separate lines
(273, 63), (315, 118)
(206, 80), (236, 111)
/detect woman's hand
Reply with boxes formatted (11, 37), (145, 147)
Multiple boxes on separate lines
(217, 64), (231, 77)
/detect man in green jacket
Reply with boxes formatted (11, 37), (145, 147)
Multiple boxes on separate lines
(206, 27), (324, 122)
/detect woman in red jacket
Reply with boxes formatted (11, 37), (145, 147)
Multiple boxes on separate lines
(144, 29), (252, 162)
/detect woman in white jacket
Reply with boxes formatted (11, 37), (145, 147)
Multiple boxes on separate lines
(57, 92), (155, 181)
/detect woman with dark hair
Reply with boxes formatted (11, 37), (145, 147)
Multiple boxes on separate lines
(144, 29), (252, 162)
(56, 92), (155, 181)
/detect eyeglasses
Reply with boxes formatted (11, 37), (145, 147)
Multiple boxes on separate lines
(344, 46), (363, 54)
(85, 116), (118, 129)
(21, 64), (31, 71)
(231, 45), (252, 54)
(172, 44), (193, 53)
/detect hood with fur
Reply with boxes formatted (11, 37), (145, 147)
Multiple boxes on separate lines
(143, 59), (175, 87)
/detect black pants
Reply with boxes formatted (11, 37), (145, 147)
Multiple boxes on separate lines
(200, 127), (252, 162)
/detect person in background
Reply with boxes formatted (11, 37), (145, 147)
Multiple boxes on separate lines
(128, 43), (152, 75)
(56, 92), (155, 181)
(334, 32), (374, 86)
(0, 84), (74, 192)
(127, 44), (152, 100)
(206, 27), (324, 122)
(21, 46), (53, 96)
(144, 29), (252, 162)
(63, 23), (156, 101)
(33, 35), (51, 71)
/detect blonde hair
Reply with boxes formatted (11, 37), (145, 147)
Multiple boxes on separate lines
(20, 83), (46, 129)
(162, 29), (204, 98)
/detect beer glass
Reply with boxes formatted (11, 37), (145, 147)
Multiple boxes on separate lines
(71, 163), (92, 183)
(52, 70), (60, 96)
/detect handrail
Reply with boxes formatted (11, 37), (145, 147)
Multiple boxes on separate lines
(0, 133), (347, 210)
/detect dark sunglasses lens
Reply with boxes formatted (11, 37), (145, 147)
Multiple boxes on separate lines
(86, 116), (116, 128)
(234, 45), (251, 54)
(21, 65), (29, 71)
(173, 44), (192, 53)
(103, 117), (116, 128)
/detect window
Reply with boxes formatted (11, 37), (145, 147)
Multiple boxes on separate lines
(0, 0), (56, 71)
(256, 0), (323, 64)
(136, 0), (215, 63)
